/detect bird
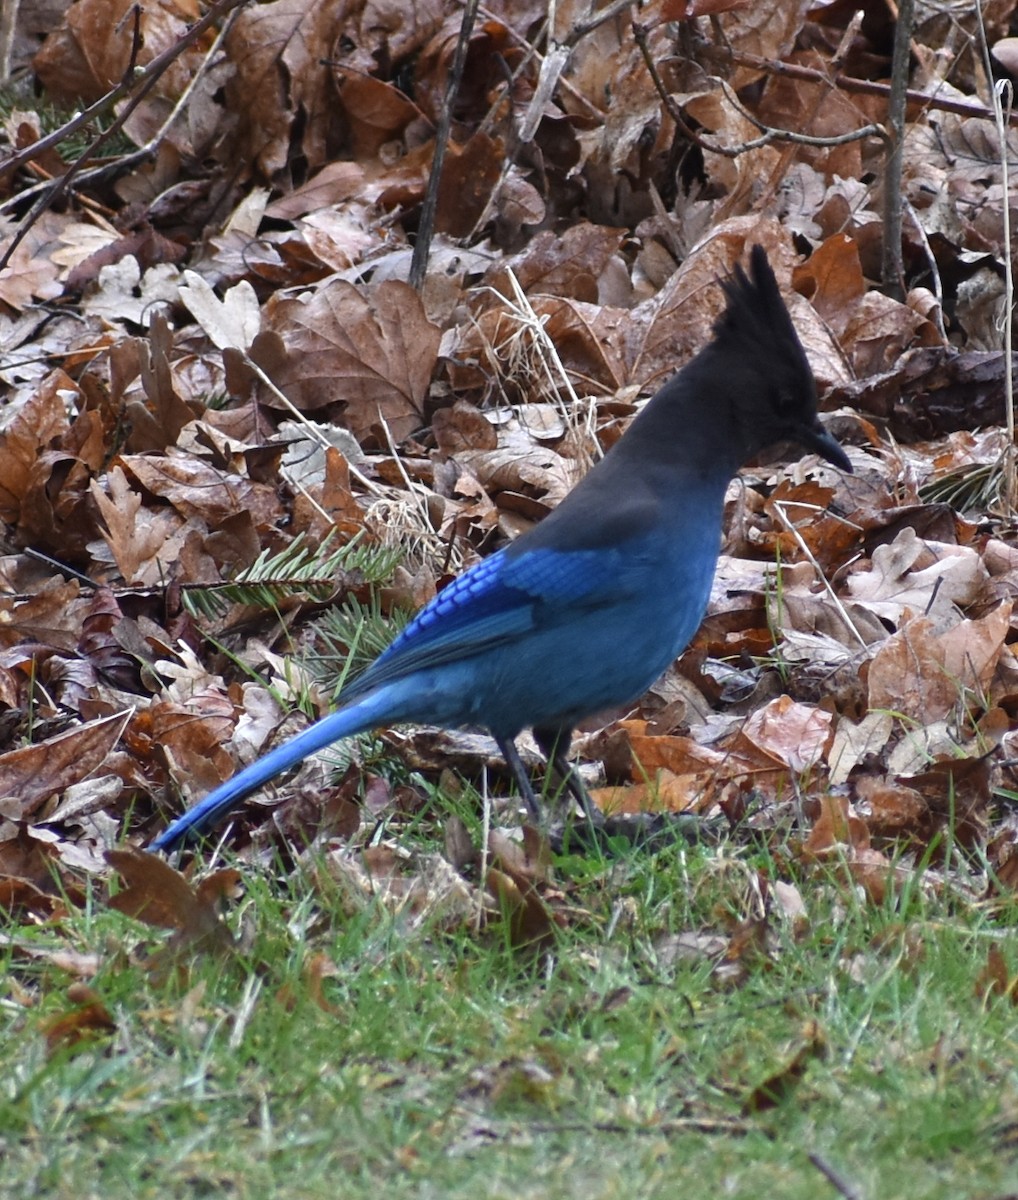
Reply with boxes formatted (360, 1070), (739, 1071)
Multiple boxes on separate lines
(152, 244), (852, 851)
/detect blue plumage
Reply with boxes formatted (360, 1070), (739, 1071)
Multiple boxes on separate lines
(152, 245), (851, 850)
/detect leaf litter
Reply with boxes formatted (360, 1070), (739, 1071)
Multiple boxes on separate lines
(2, 0), (1018, 1034)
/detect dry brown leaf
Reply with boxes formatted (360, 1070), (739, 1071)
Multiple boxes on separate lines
(590, 768), (710, 815)
(841, 289), (942, 376)
(827, 712), (895, 785)
(987, 827), (1018, 896)
(0, 373), (75, 525)
(742, 1020), (826, 1114)
(318, 844), (477, 932)
(34, 0), (202, 103)
(867, 603), (1011, 721)
(334, 68), (423, 159)
(487, 223), (627, 304)
(41, 984), (117, 1055)
(304, 953), (345, 1018)
(793, 234), (867, 337)
(120, 453), (282, 527)
(853, 775), (928, 839)
(261, 279), (440, 447)
(896, 755), (990, 852)
(975, 943), (1018, 1004)
(0, 239), (63, 310)
(221, 0), (338, 178)
(107, 846), (237, 962)
(846, 528), (988, 627)
(145, 694), (238, 799)
(485, 867), (560, 951)
(734, 696), (833, 775)
(454, 425), (579, 513)
(434, 132), (505, 238)
(625, 729), (728, 777)
(81, 255), (181, 326)
(0, 710), (132, 818)
(90, 465), (187, 585)
(803, 795), (870, 857)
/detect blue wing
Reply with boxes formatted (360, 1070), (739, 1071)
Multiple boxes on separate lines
(340, 544), (633, 700)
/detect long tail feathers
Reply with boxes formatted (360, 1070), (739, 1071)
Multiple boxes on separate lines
(151, 690), (395, 851)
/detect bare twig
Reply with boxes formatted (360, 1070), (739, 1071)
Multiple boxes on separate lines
(721, 77), (885, 150)
(243, 353), (383, 503)
(704, 42), (1018, 127)
(133, 9), (238, 165)
(1, 84), (134, 182)
(902, 198), (946, 338)
(0, 0), (249, 272)
(0, 0), (19, 84)
(771, 500), (869, 653)
(976, 2), (1017, 512)
(468, 1), (679, 240)
(882, 0), (916, 300)
(567, 0), (633, 44)
(408, 0), (480, 290)
(745, 9), (865, 212)
(807, 1152), (865, 1200)
(633, 23), (883, 158)
(994, 81), (1015, 510)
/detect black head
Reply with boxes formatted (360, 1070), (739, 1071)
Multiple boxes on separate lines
(711, 244), (852, 473)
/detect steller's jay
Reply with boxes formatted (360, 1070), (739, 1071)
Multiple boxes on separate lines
(152, 244), (852, 851)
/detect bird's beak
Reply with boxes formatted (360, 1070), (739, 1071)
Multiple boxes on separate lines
(800, 421), (853, 473)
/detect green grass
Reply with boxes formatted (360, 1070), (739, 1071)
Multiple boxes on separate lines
(2, 834), (1018, 1199)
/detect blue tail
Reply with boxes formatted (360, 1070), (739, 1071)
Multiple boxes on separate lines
(152, 690), (396, 850)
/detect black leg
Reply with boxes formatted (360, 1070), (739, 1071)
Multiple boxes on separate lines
(533, 726), (601, 825)
(495, 735), (543, 823)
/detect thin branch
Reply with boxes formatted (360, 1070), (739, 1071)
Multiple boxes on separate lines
(2, 68), (141, 184)
(1, 84), (131, 182)
(902, 198), (947, 339)
(772, 500), (869, 654)
(0, 0), (21, 84)
(633, 22), (884, 158)
(0, 0), (249, 272)
(720, 78), (885, 149)
(807, 1153), (864, 1200)
(567, 0), (633, 45)
(408, 0), (480, 290)
(134, 9), (238, 164)
(882, 0), (915, 300)
(703, 42), (1018, 127)
(976, 2), (1017, 511)
(710, 41), (1018, 124)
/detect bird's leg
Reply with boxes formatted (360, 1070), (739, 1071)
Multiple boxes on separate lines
(495, 735), (544, 823)
(533, 726), (602, 825)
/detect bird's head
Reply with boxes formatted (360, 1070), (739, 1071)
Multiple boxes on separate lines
(710, 244), (852, 473)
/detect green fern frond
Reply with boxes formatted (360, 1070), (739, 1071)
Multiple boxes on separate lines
(312, 594), (410, 696)
(920, 462), (999, 511)
(182, 532), (401, 621)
